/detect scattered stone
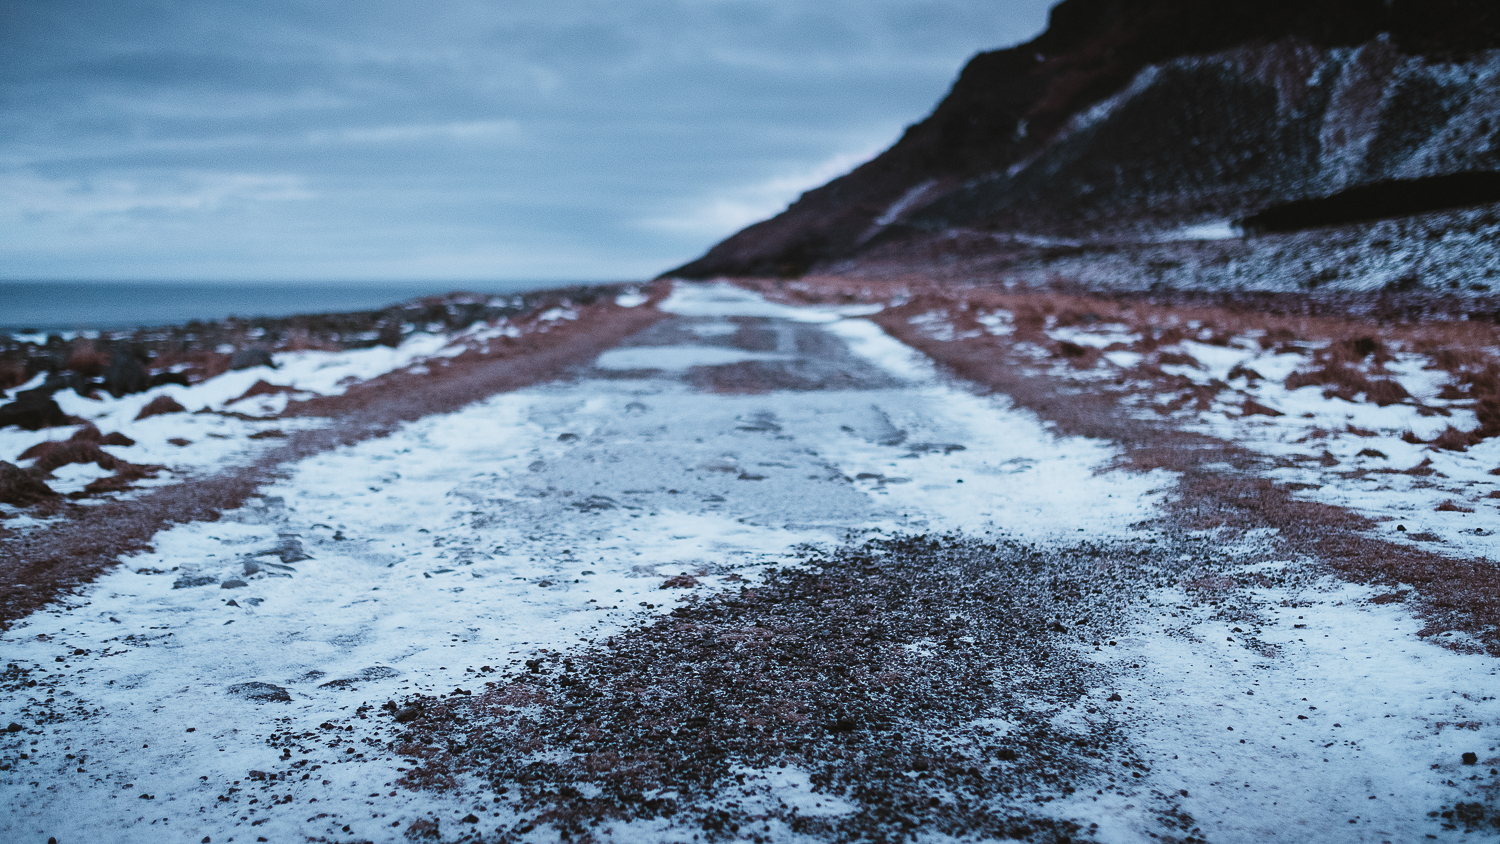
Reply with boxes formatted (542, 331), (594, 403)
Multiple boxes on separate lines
(319, 666), (401, 689)
(220, 579), (247, 589)
(269, 536), (311, 564)
(247, 429), (286, 439)
(227, 682), (292, 703)
(168, 437), (192, 446)
(394, 707), (422, 723)
(570, 495), (618, 512)
(173, 575), (218, 589)
(134, 395), (187, 420)
(1463, 752), (1479, 765)
(461, 814), (480, 823)
(1107, 693), (1123, 702)
(6, 722), (23, 733)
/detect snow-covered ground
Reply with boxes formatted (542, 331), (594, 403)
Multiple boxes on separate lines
(1, 283), (1495, 842)
(0, 300), (617, 502)
(907, 306), (1500, 560)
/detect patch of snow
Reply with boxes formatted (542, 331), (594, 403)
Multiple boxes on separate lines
(594, 346), (792, 371)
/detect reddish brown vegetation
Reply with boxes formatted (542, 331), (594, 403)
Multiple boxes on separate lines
(734, 276), (1500, 655)
(0, 461), (56, 506)
(0, 288), (669, 628)
(228, 380), (298, 405)
(135, 394), (187, 420)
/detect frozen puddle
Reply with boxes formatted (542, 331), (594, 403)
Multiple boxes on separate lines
(0, 284), (1162, 843)
(1, 283), (1490, 843)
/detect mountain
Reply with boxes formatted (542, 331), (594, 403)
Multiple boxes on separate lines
(668, 0), (1500, 293)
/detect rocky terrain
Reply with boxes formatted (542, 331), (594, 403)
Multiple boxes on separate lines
(670, 0), (1500, 298)
(4, 3), (1500, 842)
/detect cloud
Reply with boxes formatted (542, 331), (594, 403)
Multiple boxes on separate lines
(0, 171), (314, 220)
(305, 120), (521, 145)
(0, 0), (1056, 280)
(637, 145), (885, 237)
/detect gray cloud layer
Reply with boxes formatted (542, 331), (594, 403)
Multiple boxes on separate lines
(0, 0), (1051, 281)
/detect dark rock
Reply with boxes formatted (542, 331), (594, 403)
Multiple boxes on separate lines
(1108, 693), (1123, 702)
(394, 707), (422, 723)
(173, 575), (218, 589)
(104, 349), (151, 398)
(270, 537), (311, 564)
(319, 666), (401, 689)
(0, 396), (68, 431)
(150, 371), (192, 388)
(1455, 802), (1487, 827)
(0, 461), (57, 506)
(227, 682), (292, 703)
(1463, 751), (1479, 765)
(135, 395), (187, 420)
(228, 348), (276, 371)
(5, 722), (22, 733)
(220, 579), (247, 589)
(571, 495), (618, 512)
(461, 814), (479, 824)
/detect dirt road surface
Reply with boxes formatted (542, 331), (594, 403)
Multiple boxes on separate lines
(2, 283), (1496, 843)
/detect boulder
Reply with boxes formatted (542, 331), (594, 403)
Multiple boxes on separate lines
(104, 349), (151, 398)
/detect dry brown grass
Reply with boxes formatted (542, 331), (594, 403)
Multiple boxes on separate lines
(134, 395), (187, 420)
(731, 275), (1500, 656)
(745, 276), (1500, 447)
(0, 287), (671, 628)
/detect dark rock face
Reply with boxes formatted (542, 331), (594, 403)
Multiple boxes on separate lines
(669, 0), (1500, 279)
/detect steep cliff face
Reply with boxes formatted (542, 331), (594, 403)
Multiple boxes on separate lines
(669, 0), (1500, 280)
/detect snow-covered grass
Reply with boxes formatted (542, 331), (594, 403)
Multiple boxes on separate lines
(0, 327), (510, 503)
(889, 289), (1500, 560)
(1, 283), (1168, 843)
(3, 282), (1496, 842)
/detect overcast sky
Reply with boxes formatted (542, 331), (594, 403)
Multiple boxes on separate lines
(0, 1), (1053, 283)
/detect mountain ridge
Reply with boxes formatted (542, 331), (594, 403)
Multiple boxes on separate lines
(669, 0), (1500, 285)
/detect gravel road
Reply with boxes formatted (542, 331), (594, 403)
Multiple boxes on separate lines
(2, 283), (1496, 843)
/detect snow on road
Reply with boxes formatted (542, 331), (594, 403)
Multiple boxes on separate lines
(1, 283), (1495, 843)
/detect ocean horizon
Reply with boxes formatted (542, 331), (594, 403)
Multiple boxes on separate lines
(0, 279), (602, 335)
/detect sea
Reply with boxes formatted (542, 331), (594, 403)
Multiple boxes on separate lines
(0, 280), (582, 336)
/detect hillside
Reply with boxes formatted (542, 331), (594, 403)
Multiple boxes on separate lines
(670, 0), (1500, 295)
